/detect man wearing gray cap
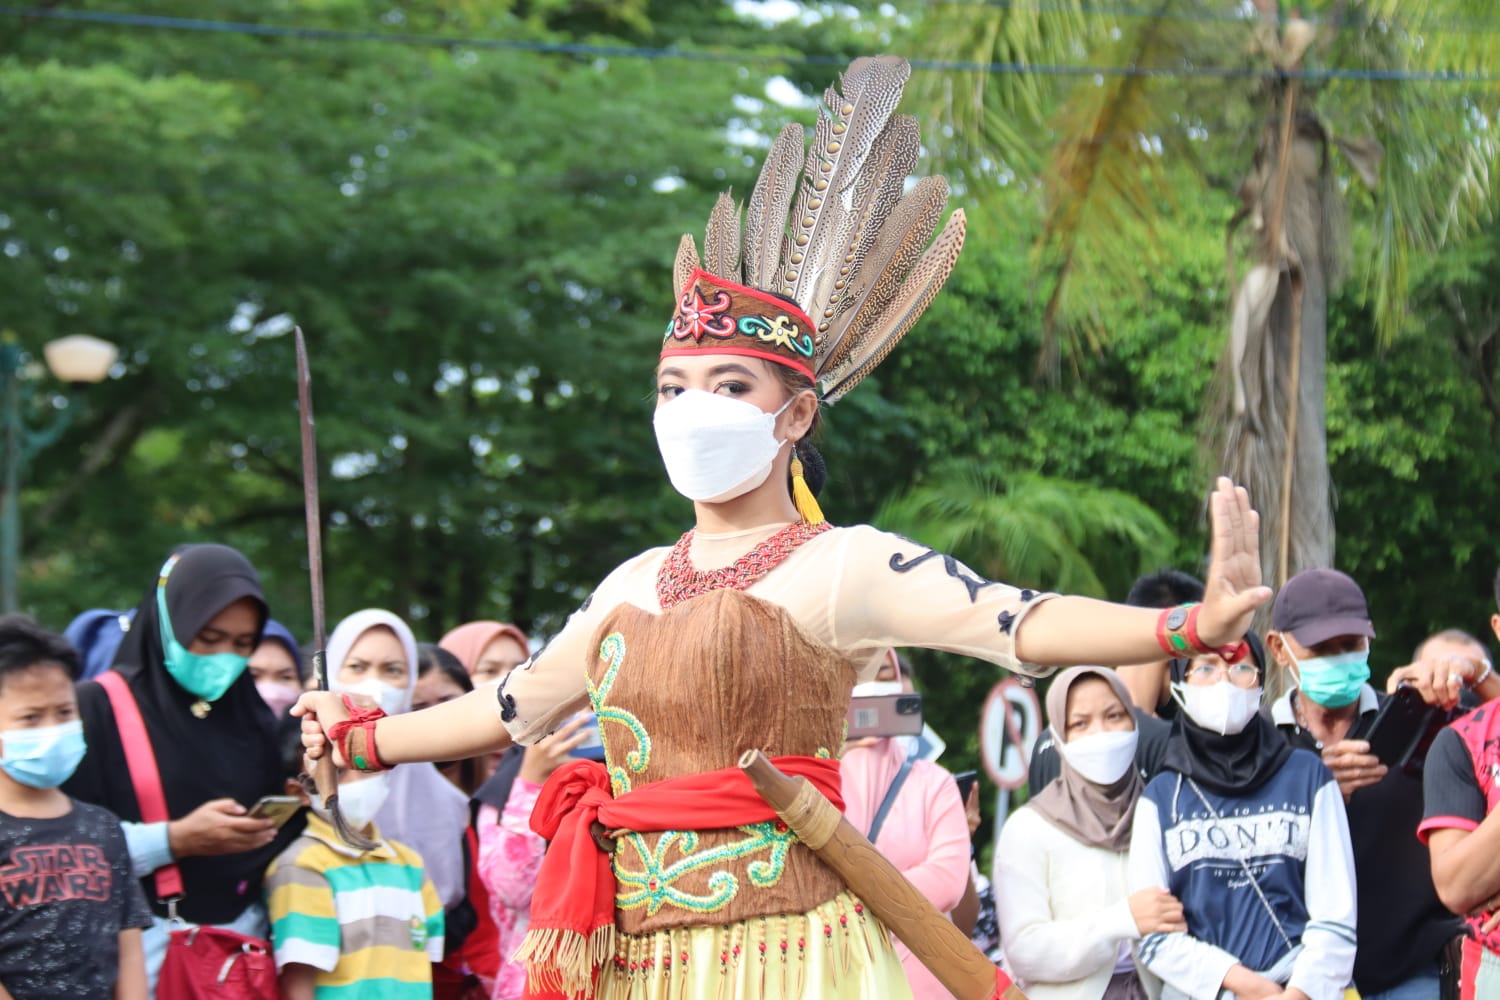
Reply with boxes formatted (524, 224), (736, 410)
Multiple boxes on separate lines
(1267, 568), (1470, 1000)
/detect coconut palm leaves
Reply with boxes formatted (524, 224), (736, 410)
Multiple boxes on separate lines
(913, 0), (1500, 593)
(876, 465), (1176, 598)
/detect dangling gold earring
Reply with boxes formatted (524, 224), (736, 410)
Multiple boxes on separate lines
(790, 445), (825, 526)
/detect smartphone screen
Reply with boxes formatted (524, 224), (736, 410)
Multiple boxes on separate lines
(953, 769), (978, 804)
(567, 711), (607, 761)
(1366, 685), (1439, 768)
(249, 795), (304, 829)
(846, 693), (924, 739)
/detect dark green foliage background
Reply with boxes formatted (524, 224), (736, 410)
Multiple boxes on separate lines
(4, 1), (1498, 827)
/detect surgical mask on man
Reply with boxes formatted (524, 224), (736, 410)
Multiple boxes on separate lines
(653, 390), (793, 503)
(1171, 681), (1263, 736)
(1287, 648), (1370, 709)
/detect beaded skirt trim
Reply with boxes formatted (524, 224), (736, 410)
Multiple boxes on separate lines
(594, 891), (908, 1000)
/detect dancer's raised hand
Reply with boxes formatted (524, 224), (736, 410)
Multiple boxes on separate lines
(1196, 477), (1274, 647)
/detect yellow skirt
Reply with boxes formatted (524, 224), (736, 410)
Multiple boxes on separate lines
(595, 892), (914, 1000)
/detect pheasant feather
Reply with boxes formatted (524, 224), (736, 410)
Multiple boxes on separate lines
(673, 234), (700, 300)
(820, 175), (949, 373)
(806, 114), (920, 337)
(782, 55), (911, 307)
(744, 124), (804, 289)
(703, 192), (742, 284)
(822, 209), (967, 400)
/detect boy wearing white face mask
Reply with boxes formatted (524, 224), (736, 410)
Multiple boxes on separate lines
(0, 615), (152, 1000)
(1129, 635), (1358, 1000)
(265, 742), (444, 1000)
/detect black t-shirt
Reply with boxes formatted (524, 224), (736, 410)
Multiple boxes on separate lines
(0, 799), (153, 1000)
(1423, 725), (1487, 829)
(1275, 692), (1464, 993)
(1028, 707), (1173, 791)
(1422, 720), (1499, 953)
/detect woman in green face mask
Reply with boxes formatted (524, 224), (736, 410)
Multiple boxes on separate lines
(65, 544), (304, 993)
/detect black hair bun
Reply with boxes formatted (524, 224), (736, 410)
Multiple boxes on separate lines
(795, 441), (827, 498)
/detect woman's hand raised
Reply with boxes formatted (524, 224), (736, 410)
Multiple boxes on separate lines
(1196, 477), (1274, 648)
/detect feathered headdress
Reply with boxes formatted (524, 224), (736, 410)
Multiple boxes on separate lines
(661, 55), (966, 402)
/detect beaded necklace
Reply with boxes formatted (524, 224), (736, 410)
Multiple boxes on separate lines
(655, 520), (833, 610)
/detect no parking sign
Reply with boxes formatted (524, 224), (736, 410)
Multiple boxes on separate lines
(980, 678), (1041, 790)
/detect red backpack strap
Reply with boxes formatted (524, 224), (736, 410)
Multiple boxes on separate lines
(96, 671), (184, 900)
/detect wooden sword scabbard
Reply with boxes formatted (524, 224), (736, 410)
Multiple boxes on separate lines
(738, 750), (1027, 1000)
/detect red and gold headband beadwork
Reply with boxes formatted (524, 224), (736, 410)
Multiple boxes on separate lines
(660, 269), (817, 379)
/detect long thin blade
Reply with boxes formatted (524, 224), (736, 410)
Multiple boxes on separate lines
(294, 328), (327, 655)
(294, 326), (378, 852)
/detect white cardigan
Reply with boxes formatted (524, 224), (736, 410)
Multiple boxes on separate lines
(995, 806), (1160, 1000)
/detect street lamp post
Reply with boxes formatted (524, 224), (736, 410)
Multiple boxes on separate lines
(0, 335), (119, 612)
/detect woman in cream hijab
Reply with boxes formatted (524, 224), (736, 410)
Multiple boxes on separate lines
(996, 667), (1178, 1000)
(328, 609), (471, 910)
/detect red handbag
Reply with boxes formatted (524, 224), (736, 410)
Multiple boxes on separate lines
(97, 672), (284, 1000)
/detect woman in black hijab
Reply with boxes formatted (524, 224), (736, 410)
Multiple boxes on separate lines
(65, 544), (303, 988)
(1128, 631), (1357, 1000)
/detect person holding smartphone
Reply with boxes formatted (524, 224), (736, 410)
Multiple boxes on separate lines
(841, 650), (973, 1000)
(1267, 571), (1477, 1000)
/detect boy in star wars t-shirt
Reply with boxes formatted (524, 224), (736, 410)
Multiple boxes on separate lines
(0, 615), (152, 999)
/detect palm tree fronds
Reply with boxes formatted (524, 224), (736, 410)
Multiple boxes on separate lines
(874, 464), (1176, 599)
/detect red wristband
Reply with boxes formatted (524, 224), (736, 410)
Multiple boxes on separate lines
(326, 696), (390, 772)
(1155, 604), (1198, 657)
(1182, 605), (1218, 657)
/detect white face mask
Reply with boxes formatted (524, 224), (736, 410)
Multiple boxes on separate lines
(652, 389), (792, 503)
(1054, 727), (1138, 785)
(332, 678), (409, 717)
(323, 772), (391, 832)
(1172, 680), (1263, 736)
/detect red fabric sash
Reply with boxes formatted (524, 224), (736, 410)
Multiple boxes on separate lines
(518, 756), (842, 1000)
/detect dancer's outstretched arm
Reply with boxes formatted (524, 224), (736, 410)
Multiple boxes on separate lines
(296, 684), (512, 768)
(1014, 477), (1270, 666)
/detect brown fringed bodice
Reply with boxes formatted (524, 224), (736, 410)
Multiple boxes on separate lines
(586, 589), (855, 934)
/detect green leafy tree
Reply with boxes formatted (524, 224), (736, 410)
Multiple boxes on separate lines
(912, 0), (1500, 679)
(0, 0), (886, 636)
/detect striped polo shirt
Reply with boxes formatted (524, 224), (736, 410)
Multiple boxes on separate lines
(266, 812), (444, 999)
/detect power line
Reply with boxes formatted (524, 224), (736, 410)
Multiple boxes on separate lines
(3, 6), (1499, 83)
(949, 0), (1500, 34)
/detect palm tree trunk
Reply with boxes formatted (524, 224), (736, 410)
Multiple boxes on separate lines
(1215, 92), (1344, 701)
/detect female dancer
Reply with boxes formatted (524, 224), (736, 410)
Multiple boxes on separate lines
(298, 54), (1270, 1000)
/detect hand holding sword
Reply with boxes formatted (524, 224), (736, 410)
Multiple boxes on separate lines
(290, 327), (379, 851)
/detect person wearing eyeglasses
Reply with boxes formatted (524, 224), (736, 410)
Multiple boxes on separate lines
(1129, 632), (1357, 1000)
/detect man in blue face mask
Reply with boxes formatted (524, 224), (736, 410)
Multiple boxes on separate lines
(1267, 568), (1464, 1000)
